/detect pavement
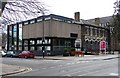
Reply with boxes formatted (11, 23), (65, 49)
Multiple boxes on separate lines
(1, 54), (119, 76)
(0, 64), (29, 77)
(35, 54), (119, 61)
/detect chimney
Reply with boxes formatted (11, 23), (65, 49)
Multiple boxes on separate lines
(95, 18), (100, 26)
(74, 12), (80, 22)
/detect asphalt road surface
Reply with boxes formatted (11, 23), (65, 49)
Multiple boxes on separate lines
(2, 57), (119, 76)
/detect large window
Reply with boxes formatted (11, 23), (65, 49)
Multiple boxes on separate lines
(45, 46), (51, 51)
(37, 40), (42, 44)
(30, 46), (35, 50)
(19, 23), (22, 46)
(24, 40), (28, 45)
(9, 26), (12, 50)
(13, 25), (17, 50)
(24, 46), (28, 51)
(30, 40), (35, 45)
(37, 46), (42, 51)
(37, 39), (51, 44)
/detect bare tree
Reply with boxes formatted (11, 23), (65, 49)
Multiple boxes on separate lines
(1, 0), (49, 25)
(0, 0), (49, 50)
(112, 0), (120, 51)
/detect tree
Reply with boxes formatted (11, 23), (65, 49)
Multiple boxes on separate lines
(0, 0), (49, 50)
(2, 33), (7, 49)
(112, 0), (120, 51)
(1, 0), (49, 25)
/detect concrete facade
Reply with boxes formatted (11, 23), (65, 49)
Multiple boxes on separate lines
(23, 20), (81, 39)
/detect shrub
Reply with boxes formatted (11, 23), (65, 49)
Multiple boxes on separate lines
(71, 48), (75, 51)
(64, 48), (68, 52)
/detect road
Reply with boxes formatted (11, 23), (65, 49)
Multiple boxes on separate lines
(2, 57), (119, 76)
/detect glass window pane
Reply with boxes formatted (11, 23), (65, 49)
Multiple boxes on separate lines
(24, 47), (28, 50)
(45, 46), (51, 51)
(37, 46), (42, 51)
(30, 40), (35, 45)
(30, 46), (35, 50)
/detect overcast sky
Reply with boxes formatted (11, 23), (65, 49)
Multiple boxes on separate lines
(42, 0), (116, 20)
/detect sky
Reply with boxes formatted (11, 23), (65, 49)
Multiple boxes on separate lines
(42, 0), (116, 20)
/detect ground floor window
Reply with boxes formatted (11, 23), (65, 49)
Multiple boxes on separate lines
(30, 46), (35, 50)
(24, 46), (28, 51)
(37, 46), (42, 51)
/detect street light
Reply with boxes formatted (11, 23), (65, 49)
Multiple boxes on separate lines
(42, 12), (45, 58)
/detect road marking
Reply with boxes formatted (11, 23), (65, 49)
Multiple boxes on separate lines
(66, 63), (72, 65)
(64, 74), (71, 76)
(42, 68), (47, 69)
(76, 62), (80, 64)
(50, 67), (55, 68)
(71, 63), (75, 64)
(78, 70), (101, 76)
(109, 73), (118, 76)
(6, 68), (32, 76)
(60, 70), (66, 72)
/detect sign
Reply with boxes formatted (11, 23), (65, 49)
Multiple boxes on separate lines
(75, 39), (81, 48)
(100, 41), (106, 50)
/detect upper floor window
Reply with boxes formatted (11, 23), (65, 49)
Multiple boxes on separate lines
(24, 40), (28, 45)
(30, 40), (35, 45)
(24, 21), (29, 25)
(45, 17), (51, 20)
(106, 22), (110, 25)
(92, 28), (96, 36)
(99, 23), (102, 26)
(97, 29), (99, 37)
(30, 20), (35, 24)
(85, 26), (89, 35)
(37, 18), (42, 22)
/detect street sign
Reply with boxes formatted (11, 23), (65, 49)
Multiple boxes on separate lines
(100, 41), (106, 50)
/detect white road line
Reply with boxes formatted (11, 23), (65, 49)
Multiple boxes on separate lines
(42, 68), (47, 69)
(76, 62), (80, 64)
(109, 73), (118, 76)
(66, 63), (72, 65)
(64, 74), (71, 76)
(78, 70), (101, 76)
(50, 67), (55, 68)
(71, 63), (75, 64)
(60, 70), (66, 72)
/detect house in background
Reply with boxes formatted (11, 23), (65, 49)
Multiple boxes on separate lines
(7, 12), (111, 55)
(86, 16), (120, 52)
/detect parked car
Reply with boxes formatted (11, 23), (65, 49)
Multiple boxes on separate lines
(19, 51), (35, 59)
(6, 51), (21, 58)
(0, 50), (6, 57)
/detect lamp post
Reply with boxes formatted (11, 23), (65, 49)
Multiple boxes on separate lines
(42, 12), (45, 58)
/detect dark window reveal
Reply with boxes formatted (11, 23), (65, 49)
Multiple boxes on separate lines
(70, 33), (78, 37)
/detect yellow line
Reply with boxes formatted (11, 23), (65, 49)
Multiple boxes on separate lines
(6, 68), (32, 76)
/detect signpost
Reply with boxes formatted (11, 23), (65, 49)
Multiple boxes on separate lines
(100, 40), (106, 54)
